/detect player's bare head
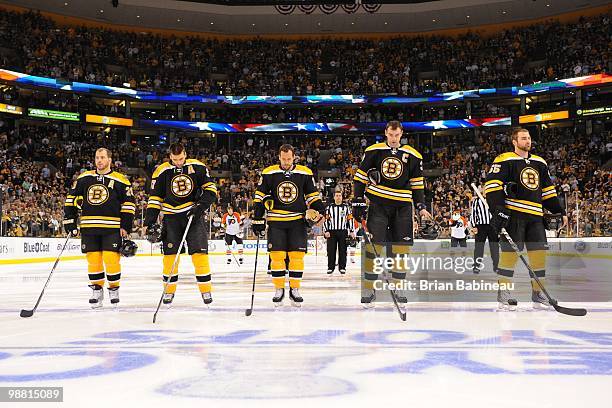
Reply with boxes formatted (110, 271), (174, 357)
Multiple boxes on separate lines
(169, 142), (187, 167)
(385, 121), (403, 148)
(279, 144), (295, 171)
(227, 205), (234, 214)
(334, 188), (343, 204)
(95, 148), (112, 172)
(511, 128), (531, 152)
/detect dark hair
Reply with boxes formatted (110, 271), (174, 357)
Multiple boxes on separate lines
(169, 142), (186, 155)
(279, 144), (295, 155)
(511, 127), (529, 141)
(385, 120), (403, 131)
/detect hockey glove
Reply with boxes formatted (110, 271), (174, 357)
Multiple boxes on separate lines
(252, 218), (267, 237)
(490, 206), (511, 235)
(187, 200), (207, 219)
(351, 197), (367, 223)
(63, 218), (78, 236)
(305, 209), (322, 226)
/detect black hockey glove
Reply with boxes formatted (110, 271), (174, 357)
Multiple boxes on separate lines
(187, 201), (207, 219)
(63, 218), (78, 236)
(490, 206), (511, 235)
(352, 197), (367, 223)
(252, 218), (267, 237)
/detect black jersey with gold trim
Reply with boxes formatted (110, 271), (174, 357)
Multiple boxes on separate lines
(253, 164), (325, 223)
(145, 159), (218, 225)
(64, 170), (135, 234)
(484, 152), (564, 219)
(353, 142), (425, 207)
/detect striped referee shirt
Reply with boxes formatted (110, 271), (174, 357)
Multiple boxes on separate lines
(470, 196), (491, 226)
(324, 203), (352, 232)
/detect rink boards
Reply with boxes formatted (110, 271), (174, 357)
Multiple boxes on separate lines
(1, 237), (610, 264)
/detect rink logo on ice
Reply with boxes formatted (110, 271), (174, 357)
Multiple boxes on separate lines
(23, 242), (50, 253)
(55, 329), (612, 377)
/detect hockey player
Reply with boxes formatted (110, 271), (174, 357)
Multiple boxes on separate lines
(352, 121), (432, 305)
(222, 205), (244, 265)
(64, 148), (135, 308)
(252, 144), (325, 307)
(144, 142), (218, 306)
(484, 128), (568, 310)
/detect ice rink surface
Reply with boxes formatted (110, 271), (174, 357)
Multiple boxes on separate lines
(1, 253), (611, 408)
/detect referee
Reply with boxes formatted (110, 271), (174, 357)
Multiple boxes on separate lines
(324, 189), (352, 275)
(469, 186), (499, 274)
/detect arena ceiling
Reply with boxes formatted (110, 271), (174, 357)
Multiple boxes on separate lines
(1, 0), (609, 35)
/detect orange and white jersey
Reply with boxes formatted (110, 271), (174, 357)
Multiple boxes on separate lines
(222, 212), (242, 236)
(449, 216), (468, 239)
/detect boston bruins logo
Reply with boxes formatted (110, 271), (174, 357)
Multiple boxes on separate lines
(171, 174), (193, 197)
(277, 181), (298, 204)
(381, 157), (403, 180)
(87, 184), (109, 205)
(520, 167), (540, 190)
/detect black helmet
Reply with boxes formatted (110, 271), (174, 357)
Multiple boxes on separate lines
(346, 235), (357, 247)
(120, 239), (138, 257)
(419, 220), (440, 240)
(146, 223), (163, 243)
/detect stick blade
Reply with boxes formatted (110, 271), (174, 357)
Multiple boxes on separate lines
(20, 309), (34, 318)
(245, 309), (253, 316)
(553, 304), (587, 316)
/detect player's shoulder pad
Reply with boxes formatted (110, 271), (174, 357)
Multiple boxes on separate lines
(262, 165), (281, 175)
(399, 144), (423, 159)
(364, 142), (388, 152)
(77, 170), (96, 179)
(294, 165), (313, 176)
(108, 171), (131, 185)
(152, 162), (173, 179)
(493, 152), (521, 163)
(186, 158), (207, 168)
(529, 154), (548, 166)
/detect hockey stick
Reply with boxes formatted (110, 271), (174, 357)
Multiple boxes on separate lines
(470, 183), (586, 316)
(359, 224), (407, 321)
(153, 215), (194, 323)
(245, 235), (261, 316)
(20, 232), (72, 318)
(224, 240), (242, 268)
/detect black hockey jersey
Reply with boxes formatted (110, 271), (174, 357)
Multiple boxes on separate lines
(145, 159), (218, 225)
(353, 142), (425, 207)
(64, 170), (135, 234)
(253, 164), (325, 223)
(484, 152), (564, 219)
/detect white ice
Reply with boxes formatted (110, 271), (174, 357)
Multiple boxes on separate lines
(1, 252), (611, 408)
